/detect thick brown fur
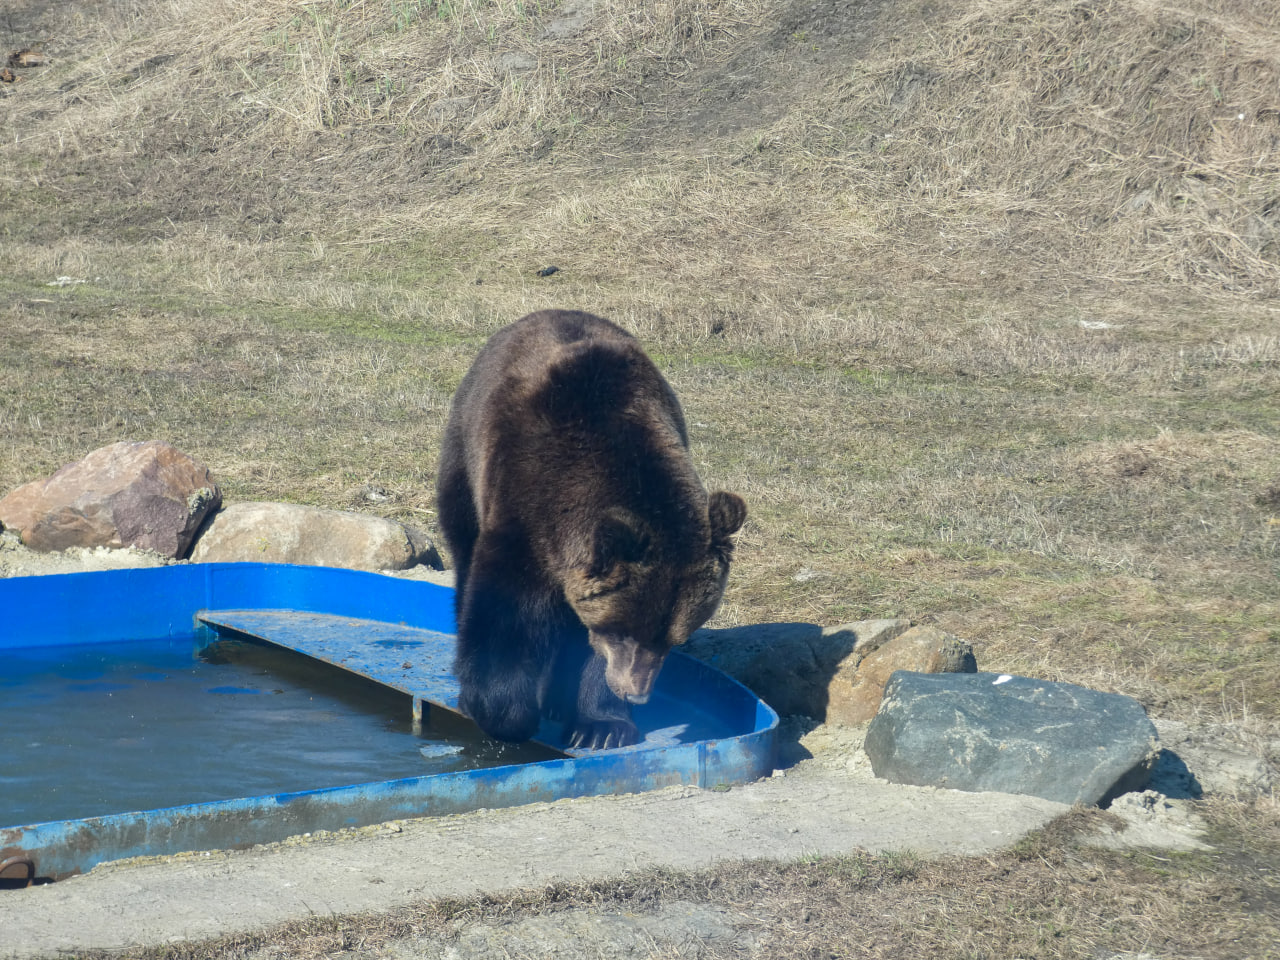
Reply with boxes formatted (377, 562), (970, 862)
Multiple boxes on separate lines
(436, 310), (747, 749)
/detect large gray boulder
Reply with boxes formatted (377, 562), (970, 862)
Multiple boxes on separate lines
(0, 440), (220, 558)
(864, 671), (1160, 806)
(190, 501), (441, 572)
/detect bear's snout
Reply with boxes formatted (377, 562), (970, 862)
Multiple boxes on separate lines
(593, 633), (667, 704)
(607, 667), (658, 703)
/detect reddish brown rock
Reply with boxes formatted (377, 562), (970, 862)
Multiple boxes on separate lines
(828, 625), (978, 727)
(683, 619), (910, 717)
(0, 441), (220, 558)
(189, 501), (441, 572)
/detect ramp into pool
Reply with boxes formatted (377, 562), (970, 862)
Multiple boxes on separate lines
(0, 563), (778, 883)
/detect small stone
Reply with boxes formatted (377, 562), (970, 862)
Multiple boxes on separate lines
(498, 51), (537, 73)
(189, 502), (441, 572)
(359, 484), (391, 503)
(0, 440), (221, 558)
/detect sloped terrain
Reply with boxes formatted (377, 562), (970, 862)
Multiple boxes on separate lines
(4, 0), (1279, 295)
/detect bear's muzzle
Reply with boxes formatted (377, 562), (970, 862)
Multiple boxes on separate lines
(593, 633), (667, 704)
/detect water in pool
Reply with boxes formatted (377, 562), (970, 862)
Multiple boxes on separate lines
(0, 636), (561, 827)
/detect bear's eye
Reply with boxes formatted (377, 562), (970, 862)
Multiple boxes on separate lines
(578, 575), (629, 601)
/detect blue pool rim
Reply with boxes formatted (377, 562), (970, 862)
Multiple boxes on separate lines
(0, 563), (778, 881)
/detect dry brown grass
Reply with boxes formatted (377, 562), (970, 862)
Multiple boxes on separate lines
(4, 0), (1279, 711)
(6, 0), (1280, 303)
(798, 0), (1280, 292)
(0, 0), (766, 158)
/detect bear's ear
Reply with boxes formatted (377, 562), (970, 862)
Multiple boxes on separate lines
(708, 491), (747, 541)
(589, 511), (652, 578)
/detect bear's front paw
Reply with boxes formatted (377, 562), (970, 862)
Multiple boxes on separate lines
(565, 718), (641, 750)
(460, 686), (540, 744)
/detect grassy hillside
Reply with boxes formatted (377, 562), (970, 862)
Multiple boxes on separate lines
(2, 0), (1278, 716)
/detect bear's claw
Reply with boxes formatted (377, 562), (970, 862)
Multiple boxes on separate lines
(565, 719), (641, 751)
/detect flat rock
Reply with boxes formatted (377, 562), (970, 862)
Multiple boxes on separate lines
(0, 440), (220, 558)
(189, 501), (441, 572)
(828, 624), (977, 726)
(864, 671), (1160, 806)
(683, 618), (910, 717)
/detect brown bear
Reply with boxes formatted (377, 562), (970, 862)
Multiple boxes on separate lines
(436, 309), (747, 750)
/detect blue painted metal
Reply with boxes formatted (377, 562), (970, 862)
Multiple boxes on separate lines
(196, 610), (464, 730)
(0, 563), (778, 881)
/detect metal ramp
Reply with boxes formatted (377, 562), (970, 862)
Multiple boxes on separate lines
(194, 608), (727, 755)
(197, 609), (463, 715)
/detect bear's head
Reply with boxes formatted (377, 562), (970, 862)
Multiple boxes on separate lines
(565, 490), (747, 704)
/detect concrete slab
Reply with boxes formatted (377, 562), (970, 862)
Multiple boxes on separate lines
(0, 759), (1069, 959)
